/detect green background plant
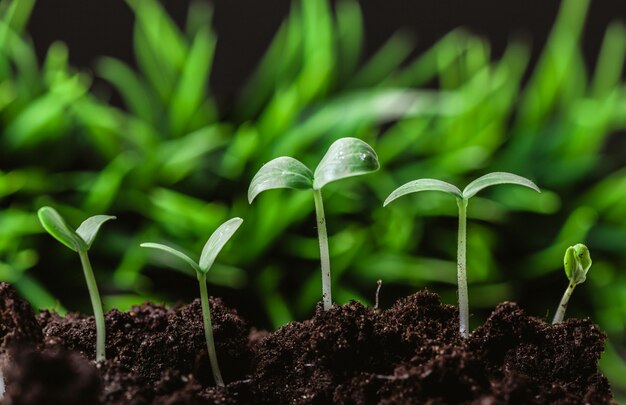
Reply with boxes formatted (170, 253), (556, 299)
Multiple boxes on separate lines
(1, 0), (625, 399)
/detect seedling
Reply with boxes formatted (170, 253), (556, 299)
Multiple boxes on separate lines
(248, 137), (379, 311)
(37, 206), (115, 361)
(552, 243), (592, 324)
(140, 217), (243, 387)
(384, 172), (540, 338)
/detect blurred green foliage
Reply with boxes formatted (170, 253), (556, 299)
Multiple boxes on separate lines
(1, 0), (625, 398)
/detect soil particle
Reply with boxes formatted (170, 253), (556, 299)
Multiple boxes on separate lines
(0, 284), (614, 404)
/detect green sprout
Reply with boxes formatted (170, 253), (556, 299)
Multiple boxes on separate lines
(384, 172), (540, 338)
(248, 137), (379, 311)
(552, 243), (592, 324)
(140, 217), (243, 387)
(37, 206), (115, 362)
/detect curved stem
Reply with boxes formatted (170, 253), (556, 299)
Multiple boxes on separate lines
(78, 249), (106, 361)
(313, 189), (332, 311)
(552, 282), (576, 324)
(456, 198), (469, 338)
(198, 273), (224, 387)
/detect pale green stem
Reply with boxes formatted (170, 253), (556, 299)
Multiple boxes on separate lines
(78, 249), (106, 362)
(552, 282), (576, 324)
(456, 198), (469, 338)
(198, 273), (224, 387)
(313, 188), (332, 311)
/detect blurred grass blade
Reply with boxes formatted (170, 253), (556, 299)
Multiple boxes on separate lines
(590, 22), (626, 98)
(348, 31), (414, 88)
(97, 57), (155, 122)
(334, 0), (363, 83)
(168, 27), (216, 135)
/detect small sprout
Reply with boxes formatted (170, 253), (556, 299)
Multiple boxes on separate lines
(38, 206), (115, 362)
(375, 279), (383, 311)
(552, 243), (592, 324)
(384, 172), (540, 338)
(249, 137), (379, 311)
(141, 217), (243, 387)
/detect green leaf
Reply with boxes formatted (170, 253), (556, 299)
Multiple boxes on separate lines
(37, 207), (84, 252)
(564, 243), (592, 285)
(383, 179), (462, 207)
(199, 217), (243, 273)
(313, 137), (379, 190)
(168, 27), (216, 135)
(248, 157), (313, 203)
(97, 57), (154, 122)
(140, 242), (201, 274)
(462, 172), (540, 199)
(75, 215), (116, 250)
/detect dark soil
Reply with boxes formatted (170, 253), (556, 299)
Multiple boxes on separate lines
(0, 282), (614, 404)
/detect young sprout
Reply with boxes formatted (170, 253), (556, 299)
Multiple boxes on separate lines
(140, 217), (243, 387)
(384, 172), (540, 338)
(248, 137), (379, 311)
(375, 279), (383, 311)
(37, 206), (115, 362)
(552, 243), (592, 324)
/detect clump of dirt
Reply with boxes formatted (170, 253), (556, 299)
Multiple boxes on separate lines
(4, 346), (100, 405)
(37, 297), (253, 404)
(0, 283), (42, 351)
(0, 283), (614, 404)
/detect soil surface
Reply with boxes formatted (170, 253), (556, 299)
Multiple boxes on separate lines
(0, 282), (614, 404)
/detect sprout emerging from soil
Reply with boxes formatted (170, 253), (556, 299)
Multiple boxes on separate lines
(37, 206), (115, 362)
(375, 279), (382, 310)
(384, 172), (540, 338)
(552, 243), (592, 324)
(140, 217), (243, 387)
(248, 137), (379, 311)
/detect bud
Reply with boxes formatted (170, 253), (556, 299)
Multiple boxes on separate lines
(564, 243), (592, 285)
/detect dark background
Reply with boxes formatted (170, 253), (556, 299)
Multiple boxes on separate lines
(28, 0), (626, 112)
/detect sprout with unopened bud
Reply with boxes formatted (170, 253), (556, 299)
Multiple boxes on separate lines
(552, 243), (592, 324)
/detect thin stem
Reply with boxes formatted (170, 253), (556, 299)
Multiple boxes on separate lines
(313, 188), (332, 311)
(198, 273), (224, 387)
(552, 282), (576, 324)
(78, 249), (106, 362)
(456, 198), (469, 338)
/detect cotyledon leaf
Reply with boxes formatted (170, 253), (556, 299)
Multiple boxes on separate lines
(248, 157), (313, 203)
(37, 207), (85, 252)
(462, 172), (540, 199)
(199, 217), (243, 273)
(313, 137), (379, 190)
(140, 243), (201, 274)
(76, 215), (117, 250)
(384, 179), (462, 207)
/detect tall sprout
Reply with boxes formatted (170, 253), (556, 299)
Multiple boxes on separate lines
(384, 172), (540, 338)
(248, 137), (379, 310)
(38, 207), (115, 361)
